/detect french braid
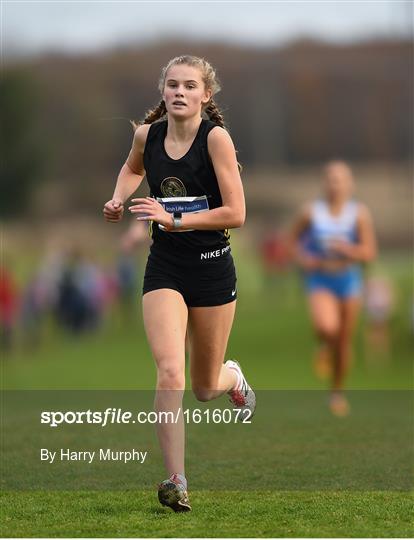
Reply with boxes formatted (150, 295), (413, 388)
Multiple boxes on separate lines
(204, 98), (225, 128)
(204, 97), (242, 171)
(130, 99), (167, 131)
(143, 99), (167, 124)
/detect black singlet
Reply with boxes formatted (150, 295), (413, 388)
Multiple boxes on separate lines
(143, 119), (230, 254)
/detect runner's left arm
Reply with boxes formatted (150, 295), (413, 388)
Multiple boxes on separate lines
(184, 126), (246, 230)
(329, 204), (377, 262)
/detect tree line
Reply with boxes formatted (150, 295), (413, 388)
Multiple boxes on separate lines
(2, 38), (411, 217)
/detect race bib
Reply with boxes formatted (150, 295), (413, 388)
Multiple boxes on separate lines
(157, 196), (209, 232)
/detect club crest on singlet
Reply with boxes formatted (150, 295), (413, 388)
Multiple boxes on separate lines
(160, 177), (187, 197)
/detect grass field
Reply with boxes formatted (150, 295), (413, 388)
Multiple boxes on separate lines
(2, 491), (413, 538)
(1, 247), (413, 537)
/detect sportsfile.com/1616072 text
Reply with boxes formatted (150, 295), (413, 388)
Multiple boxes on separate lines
(40, 407), (252, 427)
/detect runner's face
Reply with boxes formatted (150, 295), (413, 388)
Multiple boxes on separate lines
(163, 65), (211, 119)
(323, 163), (354, 201)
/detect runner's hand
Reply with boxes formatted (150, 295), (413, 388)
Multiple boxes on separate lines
(298, 253), (321, 271)
(328, 239), (354, 258)
(129, 197), (173, 230)
(103, 199), (124, 222)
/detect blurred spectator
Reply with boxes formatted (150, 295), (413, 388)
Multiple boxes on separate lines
(20, 250), (64, 346)
(363, 273), (395, 357)
(55, 249), (108, 334)
(0, 265), (19, 352)
(116, 220), (148, 322)
(259, 228), (291, 280)
(20, 276), (47, 347)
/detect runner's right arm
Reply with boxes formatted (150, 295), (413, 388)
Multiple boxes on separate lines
(103, 124), (150, 223)
(289, 203), (322, 271)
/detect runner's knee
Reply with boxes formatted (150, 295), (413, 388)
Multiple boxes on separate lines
(157, 362), (185, 390)
(316, 323), (339, 342)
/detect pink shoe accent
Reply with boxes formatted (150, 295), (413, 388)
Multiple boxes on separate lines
(228, 389), (246, 407)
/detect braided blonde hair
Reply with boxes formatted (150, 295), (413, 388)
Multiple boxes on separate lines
(131, 55), (225, 130)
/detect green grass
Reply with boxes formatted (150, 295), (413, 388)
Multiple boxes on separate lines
(1, 250), (413, 537)
(1, 491), (413, 537)
(3, 263), (412, 391)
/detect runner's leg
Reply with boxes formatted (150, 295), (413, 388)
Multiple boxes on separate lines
(188, 301), (238, 401)
(143, 288), (188, 476)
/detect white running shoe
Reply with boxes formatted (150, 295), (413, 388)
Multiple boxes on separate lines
(158, 474), (191, 512)
(225, 359), (256, 421)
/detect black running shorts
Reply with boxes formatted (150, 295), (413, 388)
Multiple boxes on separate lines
(143, 245), (237, 307)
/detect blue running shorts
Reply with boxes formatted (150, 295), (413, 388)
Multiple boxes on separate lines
(304, 266), (362, 299)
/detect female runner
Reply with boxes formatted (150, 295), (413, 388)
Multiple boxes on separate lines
(290, 161), (376, 416)
(103, 56), (255, 511)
